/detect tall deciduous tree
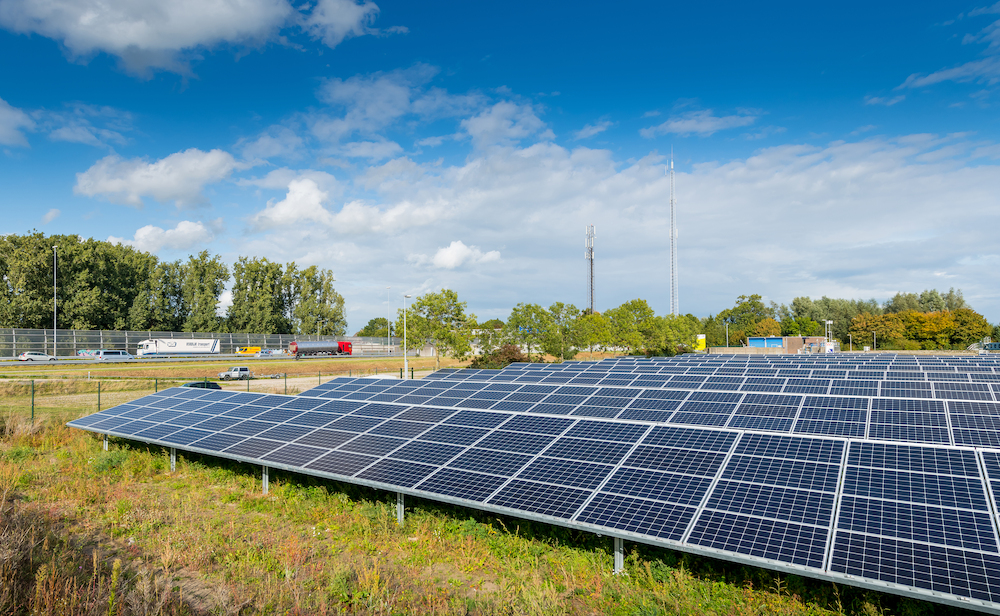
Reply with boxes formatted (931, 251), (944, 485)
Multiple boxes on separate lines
(182, 251), (229, 332)
(577, 312), (612, 358)
(504, 303), (553, 361)
(406, 289), (475, 370)
(605, 299), (661, 354)
(226, 257), (291, 333)
(542, 302), (582, 361)
(290, 265), (346, 336)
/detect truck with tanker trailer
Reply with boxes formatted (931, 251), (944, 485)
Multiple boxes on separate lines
(288, 340), (353, 358)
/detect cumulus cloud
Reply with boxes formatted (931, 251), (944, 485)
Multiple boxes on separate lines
(42, 208), (60, 223)
(410, 241), (501, 269)
(0, 0), (399, 75)
(238, 167), (339, 192)
(74, 148), (240, 207)
(339, 139), (403, 160)
(640, 109), (759, 137)
(0, 96), (34, 146)
(108, 219), (217, 252)
(573, 120), (612, 140)
(461, 101), (552, 147)
(249, 178), (336, 229)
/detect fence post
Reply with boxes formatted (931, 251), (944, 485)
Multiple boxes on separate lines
(97, 381), (101, 411)
(400, 368), (403, 379)
(284, 373), (287, 395)
(318, 371), (321, 385)
(247, 378), (250, 392)
(411, 367), (414, 379)
(31, 380), (34, 424)
(155, 378), (157, 393)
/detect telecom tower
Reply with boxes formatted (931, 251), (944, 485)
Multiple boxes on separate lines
(669, 154), (678, 316)
(585, 225), (595, 313)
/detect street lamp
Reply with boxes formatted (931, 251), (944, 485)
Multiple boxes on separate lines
(873, 331), (876, 352)
(725, 322), (729, 348)
(53, 246), (57, 357)
(849, 333), (853, 352)
(403, 294), (411, 375)
(386, 286), (391, 356)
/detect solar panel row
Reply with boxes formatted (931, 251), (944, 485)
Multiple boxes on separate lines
(67, 356), (1000, 613)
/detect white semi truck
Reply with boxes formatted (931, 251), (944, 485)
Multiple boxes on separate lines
(136, 338), (221, 357)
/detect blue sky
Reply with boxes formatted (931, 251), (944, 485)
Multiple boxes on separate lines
(2, 0), (999, 330)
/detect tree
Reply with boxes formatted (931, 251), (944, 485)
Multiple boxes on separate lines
(182, 251), (229, 332)
(128, 260), (187, 331)
(289, 265), (346, 336)
(716, 294), (774, 346)
(469, 344), (528, 369)
(950, 308), (991, 347)
(406, 289), (476, 370)
(475, 318), (506, 356)
(849, 313), (904, 350)
(651, 313), (701, 355)
(605, 299), (661, 354)
(541, 302), (582, 361)
(356, 317), (389, 337)
(504, 303), (553, 361)
(750, 317), (781, 337)
(577, 312), (612, 358)
(226, 257), (292, 333)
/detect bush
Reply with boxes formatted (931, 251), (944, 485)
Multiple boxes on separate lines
(469, 344), (528, 369)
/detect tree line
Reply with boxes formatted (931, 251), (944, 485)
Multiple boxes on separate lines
(701, 290), (996, 351)
(0, 233), (346, 335)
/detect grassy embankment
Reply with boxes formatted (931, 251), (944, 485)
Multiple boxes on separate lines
(2, 419), (952, 615)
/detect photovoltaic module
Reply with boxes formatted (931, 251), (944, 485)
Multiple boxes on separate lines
(69, 354), (1000, 613)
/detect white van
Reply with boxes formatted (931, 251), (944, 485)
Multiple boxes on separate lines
(94, 350), (135, 361)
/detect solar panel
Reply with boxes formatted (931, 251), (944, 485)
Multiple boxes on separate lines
(67, 355), (1000, 612)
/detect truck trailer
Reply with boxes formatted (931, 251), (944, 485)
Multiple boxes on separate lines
(288, 340), (353, 358)
(136, 338), (221, 357)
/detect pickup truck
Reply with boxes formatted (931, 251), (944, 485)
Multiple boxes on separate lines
(218, 366), (253, 380)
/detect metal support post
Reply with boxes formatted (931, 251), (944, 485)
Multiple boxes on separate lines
(410, 367), (414, 380)
(30, 380), (34, 424)
(103, 434), (109, 451)
(170, 447), (176, 472)
(613, 537), (624, 575)
(154, 378), (158, 393)
(284, 373), (287, 395)
(396, 492), (404, 525)
(262, 465), (269, 494)
(97, 381), (101, 411)
(400, 368), (403, 378)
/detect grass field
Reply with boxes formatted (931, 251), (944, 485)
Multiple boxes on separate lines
(0, 359), (963, 616)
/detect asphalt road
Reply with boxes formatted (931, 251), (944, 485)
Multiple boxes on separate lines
(0, 353), (399, 367)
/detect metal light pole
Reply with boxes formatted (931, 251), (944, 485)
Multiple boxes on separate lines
(403, 294), (411, 375)
(386, 286), (391, 356)
(849, 333), (853, 352)
(53, 246), (57, 357)
(725, 323), (729, 348)
(873, 331), (876, 352)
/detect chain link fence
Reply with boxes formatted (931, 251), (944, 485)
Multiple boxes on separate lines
(0, 366), (424, 430)
(0, 328), (405, 358)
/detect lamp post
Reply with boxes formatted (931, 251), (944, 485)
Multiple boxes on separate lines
(873, 331), (876, 352)
(725, 323), (729, 348)
(849, 333), (853, 352)
(403, 294), (411, 375)
(53, 246), (57, 357)
(386, 286), (391, 356)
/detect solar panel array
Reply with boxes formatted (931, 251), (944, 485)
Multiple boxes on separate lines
(68, 353), (1000, 613)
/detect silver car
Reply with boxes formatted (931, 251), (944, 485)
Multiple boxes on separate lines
(18, 352), (56, 361)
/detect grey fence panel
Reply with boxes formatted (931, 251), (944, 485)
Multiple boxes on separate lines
(0, 328), (398, 357)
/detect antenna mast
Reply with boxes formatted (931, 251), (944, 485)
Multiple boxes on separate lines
(585, 225), (595, 313)
(669, 152), (678, 316)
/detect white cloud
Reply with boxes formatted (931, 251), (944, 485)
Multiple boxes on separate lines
(573, 120), (612, 140)
(239, 126), (304, 160)
(461, 101), (552, 148)
(238, 167), (339, 192)
(108, 219), (216, 252)
(299, 0), (381, 47)
(249, 178), (336, 229)
(410, 240), (501, 269)
(339, 139), (403, 160)
(0, 0), (397, 75)
(899, 15), (1000, 89)
(240, 132), (1000, 324)
(0, 96), (34, 146)
(42, 208), (60, 223)
(640, 109), (759, 138)
(74, 148), (240, 207)
(864, 94), (905, 106)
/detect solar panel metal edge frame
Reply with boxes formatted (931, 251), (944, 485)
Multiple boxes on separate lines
(68, 386), (1000, 614)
